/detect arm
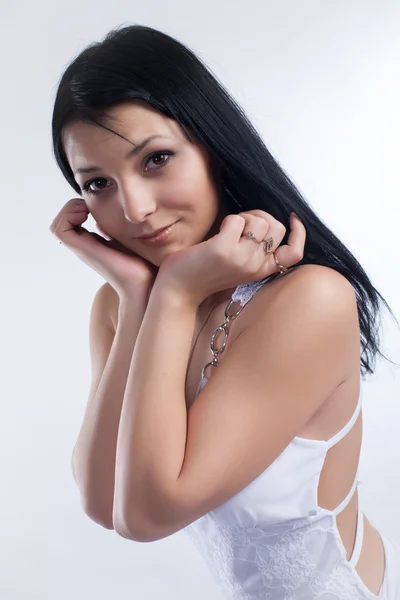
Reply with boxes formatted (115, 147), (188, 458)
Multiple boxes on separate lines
(72, 282), (151, 529)
(112, 265), (358, 542)
(112, 281), (196, 538)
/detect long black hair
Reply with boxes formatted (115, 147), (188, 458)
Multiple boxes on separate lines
(51, 23), (398, 377)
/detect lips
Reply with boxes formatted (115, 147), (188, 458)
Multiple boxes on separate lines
(137, 221), (178, 246)
(138, 222), (176, 239)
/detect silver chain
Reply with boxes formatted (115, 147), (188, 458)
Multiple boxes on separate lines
(199, 268), (293, 382)
(200, 298), (246, 380)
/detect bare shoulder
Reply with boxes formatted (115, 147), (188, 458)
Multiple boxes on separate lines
(243, 264), (358, 334)
(233, 263), (360, 387)
(261, 263), (355, 305)
(279, 264), (356, 301)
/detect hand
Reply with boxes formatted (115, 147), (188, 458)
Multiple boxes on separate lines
(157, 210), (306, 306)
(49, 199), (156, 298)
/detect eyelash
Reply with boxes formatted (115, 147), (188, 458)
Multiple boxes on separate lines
(81, 151), (173, 196)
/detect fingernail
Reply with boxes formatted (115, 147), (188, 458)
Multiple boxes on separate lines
(291, 212), (299, 219)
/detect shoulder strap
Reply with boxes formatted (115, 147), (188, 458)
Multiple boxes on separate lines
(196, 277), (272, 397)
(231, 276), (272, 306)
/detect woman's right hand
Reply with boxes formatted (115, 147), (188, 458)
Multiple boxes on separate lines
(50, 199), (156, 298)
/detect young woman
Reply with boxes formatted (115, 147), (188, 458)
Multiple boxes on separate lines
(50, 24), (399, 599)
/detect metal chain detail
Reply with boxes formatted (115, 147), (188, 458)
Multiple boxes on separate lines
(200, 299), (246, 380)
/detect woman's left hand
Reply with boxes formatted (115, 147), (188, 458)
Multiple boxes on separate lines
(157, 210), (306, 306)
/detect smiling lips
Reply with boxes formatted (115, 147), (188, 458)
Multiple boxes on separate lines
(137, 221), (178, 245)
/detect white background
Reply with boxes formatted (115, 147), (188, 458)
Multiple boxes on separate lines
(1, 1), (399, 598)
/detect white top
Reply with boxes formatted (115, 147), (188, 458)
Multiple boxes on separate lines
(184, 278), (384, 599)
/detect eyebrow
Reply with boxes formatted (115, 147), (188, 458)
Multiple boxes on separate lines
(73, 134), (172, 175)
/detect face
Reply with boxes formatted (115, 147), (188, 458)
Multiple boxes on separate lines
(63, 101), (226, 266)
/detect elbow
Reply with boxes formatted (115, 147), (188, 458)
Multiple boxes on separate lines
(86, 508), (115, 531)
(112, 504), (159, 542)
(81, 494), (115, 531)
(72, 463), (115, 530)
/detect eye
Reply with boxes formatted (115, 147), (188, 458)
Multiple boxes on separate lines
(81, 178), (111, 196)
(81, 151), (173, 196)
(144, 151), (173, 171)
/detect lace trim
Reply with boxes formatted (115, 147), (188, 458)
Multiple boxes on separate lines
(231, 277), (271, 306)
(185, 515), (381, 600)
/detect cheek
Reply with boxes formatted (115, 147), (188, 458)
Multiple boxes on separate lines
(92, 204), (124, 240)
(181, 175), (220, 215)
(94, 222), (113, 240)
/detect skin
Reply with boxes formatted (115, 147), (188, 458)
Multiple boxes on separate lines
(62, 101), (385, 594)
(63, 100), (232, 308)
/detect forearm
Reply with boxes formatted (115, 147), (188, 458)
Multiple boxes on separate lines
(113, 284), (197, 536)
(72, 295), (149, 527)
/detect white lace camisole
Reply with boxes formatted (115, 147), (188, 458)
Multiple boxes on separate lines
(183, 277), (385, 600)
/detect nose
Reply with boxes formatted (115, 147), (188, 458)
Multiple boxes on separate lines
(119, 183), (156, 224)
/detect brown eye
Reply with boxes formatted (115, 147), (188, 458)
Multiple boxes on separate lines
(144, 151), (173, 171)
(82, 178), (110, 196)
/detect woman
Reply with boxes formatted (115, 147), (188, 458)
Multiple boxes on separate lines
(50, 24), (399, 599)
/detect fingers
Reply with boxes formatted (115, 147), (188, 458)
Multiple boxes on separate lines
(201, 210), (305, 280)
(217, 214), (247, 243)
(49, 199), (90, 243)
(237, 210), (305, 276)
(239, 213), (270, 243)
(218, 210), (287, 255)
(239, 211), (286, 252)
(49, 198), (88, 227)
(274, 213), (306, 268)
(218, 213), (273, 251)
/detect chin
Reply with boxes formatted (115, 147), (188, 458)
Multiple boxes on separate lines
(153, 245), (182, 266)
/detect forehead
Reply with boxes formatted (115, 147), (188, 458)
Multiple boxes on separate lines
(63, 101), (183, 166)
